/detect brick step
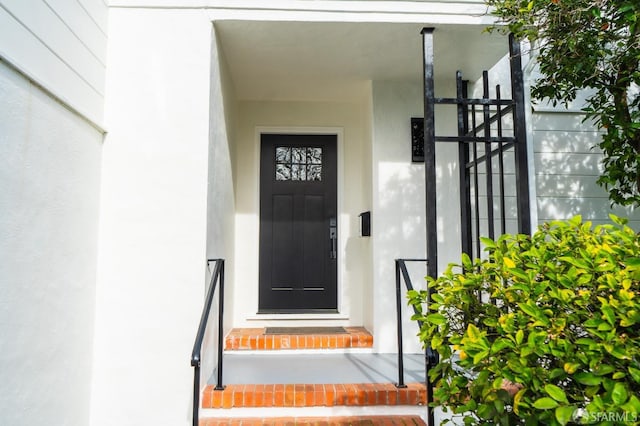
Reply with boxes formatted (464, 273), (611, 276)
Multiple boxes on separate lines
(225, 327), (373, 351)
(202, 383), (426, 409)
(200, 415), (426, 425)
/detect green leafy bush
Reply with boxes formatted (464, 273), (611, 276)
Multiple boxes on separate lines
(409, 215), (640, 425)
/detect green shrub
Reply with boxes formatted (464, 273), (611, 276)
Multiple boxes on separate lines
(409, 215), (640, 425)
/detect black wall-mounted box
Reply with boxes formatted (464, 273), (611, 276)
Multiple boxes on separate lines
(359, 211), (371, 237)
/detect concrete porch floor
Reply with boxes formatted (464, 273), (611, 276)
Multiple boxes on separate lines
(209, 353), (426, 385)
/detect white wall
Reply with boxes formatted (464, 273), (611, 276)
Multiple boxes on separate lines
(0, 1), (107, 424)
(0, 0), (107, 126)
(533, 111), (640, 227)
(91, 8), (212, 426)
(232, 99), (372, 327)
(0, 60), (103, 426)
(201, 27), (237, 385)
(361, 85), (375, 333)
(371, 79), (460, 353)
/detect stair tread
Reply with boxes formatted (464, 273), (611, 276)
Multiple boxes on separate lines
(215, 353), (425, 385)
(202, 382), (426, 409)
(225, 327), (373, 351)
(200, 415), (427, 425)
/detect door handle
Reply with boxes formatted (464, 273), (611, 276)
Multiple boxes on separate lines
(329, 218), (337, 259)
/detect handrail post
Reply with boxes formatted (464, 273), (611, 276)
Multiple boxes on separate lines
(215, 260), (226, 390)
(394, 259), (407, 388)
(192, 365), (200, 426)
(192, 258), (226, 426)
(396, 258), (432, 425)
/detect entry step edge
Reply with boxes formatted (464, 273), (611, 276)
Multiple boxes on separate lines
(225, 327), (373, 351)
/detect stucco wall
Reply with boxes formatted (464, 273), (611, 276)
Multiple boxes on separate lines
(201, 27), (237, 387)
(0, 0), (107, 126)
(371, 79), (461, 353)
(233, 99), (372, 327)
(0, 60), (103, 426)
(91, 9), (212, 426)
(0, 0), (106, 424)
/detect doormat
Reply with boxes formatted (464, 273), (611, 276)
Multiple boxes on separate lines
(264, 326), (348, 335)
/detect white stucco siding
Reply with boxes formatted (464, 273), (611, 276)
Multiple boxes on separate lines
(361, 87), (375, 334)
(371, 79), (461, 353)
(533, 111), (640, 227)
(0, 0), (107, 126)
(0, 60), (103, 426)
(202, 28), (237, 381)
(207, 29), (236, 263)
(92, 8), (212, 426)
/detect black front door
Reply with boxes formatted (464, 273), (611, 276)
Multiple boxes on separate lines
(259, 134), (338, 312)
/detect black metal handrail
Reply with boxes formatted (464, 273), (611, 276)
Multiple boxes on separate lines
(191, 258), (225, 426)
(395, 258), (436, 426)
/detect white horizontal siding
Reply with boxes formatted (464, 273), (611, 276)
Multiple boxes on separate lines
(471, 195), (519, 219)
(78, 0), (108, 35)
(532, 111), (599, 132)
(467, 147), (517, 174)
(46, 0), (108, 63)
(537, 197), (638, 222)
(536, 174), (612, 198)
(0, 0), (107, 126)
(472, 173), (518, 197)
(532, 110), (640, 228)
(534, 152), (603, 176)
(472, 218), (520, 237)
(2, 0), (106, 93)
(534, 130), (602, 153)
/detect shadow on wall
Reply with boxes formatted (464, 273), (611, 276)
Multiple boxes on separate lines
(533, 112), (640, 226)
(378, 163), (427, 246)
(375, 161), (428, 353)
(374, 145), (462, 352)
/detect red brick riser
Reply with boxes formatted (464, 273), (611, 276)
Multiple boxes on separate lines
(202, 383), (426, 409)
(225, 327), (373, 351)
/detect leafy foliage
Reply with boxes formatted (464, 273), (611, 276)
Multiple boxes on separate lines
(485, 0), (640, 206)
(409, 216), (640, 425)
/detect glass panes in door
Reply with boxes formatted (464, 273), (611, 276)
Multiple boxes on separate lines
(275, 147), (322, 181)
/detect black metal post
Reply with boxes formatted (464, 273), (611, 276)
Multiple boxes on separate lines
(192, 259), (226, 426)
(192, 366), (200, 426)
(421, 27), (437, 426)
(457, 74), (472, 258)
(482, 71), (495, 240)
(509, 34), (532, 235)
(471, 107), (481, 260)
(421, 30), (438, 281)
(496, 85), (507, 235)
(215, 260), (226, 390)
(395, 260), (407, 388)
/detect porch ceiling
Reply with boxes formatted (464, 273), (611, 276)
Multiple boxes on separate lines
(215, 21), (510, 102)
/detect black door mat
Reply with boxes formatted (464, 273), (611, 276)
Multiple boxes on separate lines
(264, 326), (347, 335)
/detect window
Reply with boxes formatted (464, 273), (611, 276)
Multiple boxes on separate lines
(275, 147), (322, 181)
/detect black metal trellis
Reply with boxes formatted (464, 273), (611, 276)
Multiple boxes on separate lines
(420, 29), (532, 426)
(422, 30), (531, 264)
